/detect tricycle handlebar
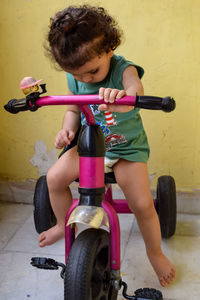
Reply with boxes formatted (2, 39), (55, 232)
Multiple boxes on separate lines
(4, 94), (175, 114)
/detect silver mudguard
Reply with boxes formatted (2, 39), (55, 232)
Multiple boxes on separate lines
(67, 205), (109, 229)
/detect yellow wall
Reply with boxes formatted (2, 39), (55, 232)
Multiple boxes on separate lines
(1, 0), (200, 190)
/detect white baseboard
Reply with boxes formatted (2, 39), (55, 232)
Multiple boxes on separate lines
(0, 180), (200, 214)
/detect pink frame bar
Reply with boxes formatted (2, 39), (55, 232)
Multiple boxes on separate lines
(109, 199), (131, 213)
(104, 185), (131, 213)
(36, 94), (136, 107)
(65, 199), (79, 264)
(102, 199), (121, 270)
(79, 157), (104, 188)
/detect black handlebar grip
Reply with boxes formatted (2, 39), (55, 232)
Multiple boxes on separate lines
(4, 98), (28, 114)
(4, 98), (38, 114)
(135, 96), (176, 112)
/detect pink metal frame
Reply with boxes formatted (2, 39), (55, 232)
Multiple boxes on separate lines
(79, 157), (104, 188)
(36, 94), (136, 106)
(34, 94), (137, 270)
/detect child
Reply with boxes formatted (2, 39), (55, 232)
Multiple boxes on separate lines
(39, 5), (175, 287)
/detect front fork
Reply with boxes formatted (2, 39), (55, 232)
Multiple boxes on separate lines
(65, 123), (121, 287)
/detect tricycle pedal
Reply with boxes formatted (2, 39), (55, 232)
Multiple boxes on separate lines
(121, 281), (163, 300)
(31, 257), (66, 279)
(31, 257), (59, 270)
(135, 287), (163, 300)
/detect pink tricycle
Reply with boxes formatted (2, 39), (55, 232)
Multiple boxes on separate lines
(5, 86), (176, 300)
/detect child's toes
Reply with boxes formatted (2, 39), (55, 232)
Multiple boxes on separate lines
(171, 268), (176, 278)
(164, 275), (172, 285)
(159, 278), (167, 287)
(39, 240), (46, 248)
(38, 232), (46, 242)
(160, 271), (175, 286)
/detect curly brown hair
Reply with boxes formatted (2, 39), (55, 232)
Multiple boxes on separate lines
(46, 5), (122, 70)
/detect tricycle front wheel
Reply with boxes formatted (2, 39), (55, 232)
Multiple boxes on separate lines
(64, 228), (118, 300)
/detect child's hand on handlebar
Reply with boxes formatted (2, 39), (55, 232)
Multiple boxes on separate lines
(99, 87), (126, 103)
(54, 129), (75, 149)
(98, 88), (133, 113)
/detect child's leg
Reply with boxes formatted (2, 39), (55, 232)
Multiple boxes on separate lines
(38, 146), (79, 247)
(113, 160), (175, 287)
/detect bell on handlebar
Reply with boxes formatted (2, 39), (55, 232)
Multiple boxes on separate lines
(20, 77), (43, 96)
(4, 78), (47, 114)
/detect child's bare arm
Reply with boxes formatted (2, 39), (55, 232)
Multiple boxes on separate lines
(99, 66), (144, 113)
(122, 65), (144, 94)
(55, 92), (80, 149)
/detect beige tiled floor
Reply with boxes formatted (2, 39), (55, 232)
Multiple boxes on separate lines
(0, 202), (200, 300)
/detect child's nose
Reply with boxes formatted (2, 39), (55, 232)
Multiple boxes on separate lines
(83, 74), (93, 83)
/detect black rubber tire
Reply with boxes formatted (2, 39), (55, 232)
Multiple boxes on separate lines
(64, 228), (118, 300)
(33, 175), (56, 234)
(156, 175), (177, 238)
(135, 288), (163, 300)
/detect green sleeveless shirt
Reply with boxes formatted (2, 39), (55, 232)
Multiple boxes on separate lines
(66, 54), (150, 162)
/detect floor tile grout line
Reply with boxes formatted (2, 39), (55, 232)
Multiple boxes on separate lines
(1, 213), (33, 251)
(0, 249), (65, 258)
(120, 216), (136, 264)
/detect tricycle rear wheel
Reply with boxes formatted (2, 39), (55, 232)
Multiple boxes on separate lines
(64, 228), (118, 300)
(33, 175), (56, 234)
(156, 175), (176, 238)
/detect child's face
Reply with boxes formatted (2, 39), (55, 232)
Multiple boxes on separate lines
(66, 51), (113, 84)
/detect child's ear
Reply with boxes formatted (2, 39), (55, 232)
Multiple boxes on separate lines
(108, 50), (114, 57)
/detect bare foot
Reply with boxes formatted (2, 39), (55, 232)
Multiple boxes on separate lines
(148, 251), (176, 287)
(38, 224), (65, 247)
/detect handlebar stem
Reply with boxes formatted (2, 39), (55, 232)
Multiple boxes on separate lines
(79, 105), (96, 125)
